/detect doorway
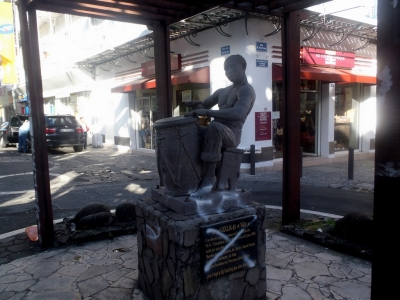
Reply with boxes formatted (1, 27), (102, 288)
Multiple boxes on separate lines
(136, 96), (157, 149)
(334, 84), (360, 151)
(272, 80), (320, 158)
(300, 79), (319, 155)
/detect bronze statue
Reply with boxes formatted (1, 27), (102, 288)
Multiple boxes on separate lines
(185, 54), (256, 197)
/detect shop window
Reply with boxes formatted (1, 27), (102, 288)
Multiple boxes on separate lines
(334, 85), (360, 151)
(300, 80), (318, 154)
(272, 83), (283, 158)
(272, 80), (319, 158)
(137, 96), (157, 150)
(176, 89), (210, 126)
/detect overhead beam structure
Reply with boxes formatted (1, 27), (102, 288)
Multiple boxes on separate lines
(19, 0), (347, 280)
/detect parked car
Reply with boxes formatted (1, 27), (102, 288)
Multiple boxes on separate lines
(0, 114), (30, 148)
(45, 114), (85, 152)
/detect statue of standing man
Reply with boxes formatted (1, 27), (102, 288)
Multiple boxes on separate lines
(185, 54), (256, 198)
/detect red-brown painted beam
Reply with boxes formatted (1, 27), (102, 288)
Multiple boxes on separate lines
(152, 20), (173, 120)
(281, 10), (301, 225)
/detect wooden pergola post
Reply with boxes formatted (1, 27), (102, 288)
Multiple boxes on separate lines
(17, 0), (54, 247)
(281, 10), (302, 225)
(152, 20), (173, 120)
(371, 1), (400, 298)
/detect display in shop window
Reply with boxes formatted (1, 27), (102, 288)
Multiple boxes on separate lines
(182, 90), (192, 102)
(333, 85), (360, 151)
(300, 110), (315, 151)
(273, 119), (283, 151)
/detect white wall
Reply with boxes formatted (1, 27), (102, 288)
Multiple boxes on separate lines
(34, 13), (377, 159)
(79, 16), (278, 156)
(170, 17), (282, 168)
(104, 15), (377, 163)
(320, 83), (336, 157)
(360, 85), (376, 152)
(112, 92), (130, 149)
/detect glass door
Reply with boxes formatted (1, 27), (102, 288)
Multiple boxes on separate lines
(300, 79), (319, 155)
(137, 97), (151, 149)
(137, 96), (157, 150)
(334, 84), (360, 151)
(272, 80), (320, 157)
(272, 83), (283, 159)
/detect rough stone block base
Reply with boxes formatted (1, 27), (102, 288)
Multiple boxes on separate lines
(135, 196), (267, 300)
(151, 186), (252, 216)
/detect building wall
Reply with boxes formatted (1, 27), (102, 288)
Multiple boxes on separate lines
(167, 17), (282, 169)
(360, 85), (376, 152)
(23, 13), (377, 171)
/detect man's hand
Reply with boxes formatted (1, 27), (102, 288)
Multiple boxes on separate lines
(184, 109), (208, 118)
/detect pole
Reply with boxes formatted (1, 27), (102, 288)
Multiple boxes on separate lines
(348, 148), (354, 180)
(17, 0), (54, 247)
(250, 144), (255, 175)
(300, 147), (303, 178)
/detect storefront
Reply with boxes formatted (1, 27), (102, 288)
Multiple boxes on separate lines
(111, 53), (210, 150)
(92, 16), (376, 172)
(272, 47), (376, 159)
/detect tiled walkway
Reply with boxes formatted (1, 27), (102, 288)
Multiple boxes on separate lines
(0, 228), (372, 300)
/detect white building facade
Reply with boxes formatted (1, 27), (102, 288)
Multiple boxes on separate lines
(15, 7), (377, 172)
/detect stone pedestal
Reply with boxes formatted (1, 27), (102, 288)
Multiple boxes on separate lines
(151, 186), (252, 216)
(135, 195), (267, 300)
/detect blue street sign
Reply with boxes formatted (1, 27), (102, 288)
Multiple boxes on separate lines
(221, 45), (230, 55)
(256, 42), (267, 52)
(256, 59), (268, 67)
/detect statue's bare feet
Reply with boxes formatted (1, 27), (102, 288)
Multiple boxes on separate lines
(190, 176), (216, 199)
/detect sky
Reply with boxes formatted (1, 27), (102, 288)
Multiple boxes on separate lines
(306, 0), (377, 25)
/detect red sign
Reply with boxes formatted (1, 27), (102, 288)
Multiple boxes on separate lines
(302, 47), (355, 68)
(141, 54), (182, 77)
(255, 112), (271, 141)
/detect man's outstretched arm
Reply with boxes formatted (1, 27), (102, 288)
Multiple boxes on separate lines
(184, 89), (222, 117)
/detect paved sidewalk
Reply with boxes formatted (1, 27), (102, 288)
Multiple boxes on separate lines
(240, 152), (375, 192)
(0, 149), (374, 299)
(0, 226), (372, 299)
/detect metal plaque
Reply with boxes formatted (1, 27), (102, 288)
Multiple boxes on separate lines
(221, 45), (230, 55)
(201, 215), (257, 282)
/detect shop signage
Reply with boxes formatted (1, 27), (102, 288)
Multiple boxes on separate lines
(201, 216), (257, 282)
(221, 45), (230, 55)
(182, 90), (192, 102)
(256, 42), (267, 52)
(256, 59), (268, 67)
(255, 111), (271, 141)
(302, 47), (355, 68)
(0, 24), (13, 34)
(141, 54), (182, 77)
(0, 2), (17, 83)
